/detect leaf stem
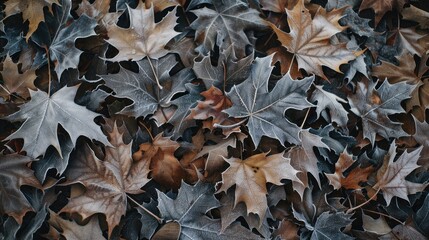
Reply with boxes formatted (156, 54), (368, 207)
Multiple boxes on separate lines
(346, 188), (380, 214)
(45, 47), (52, 96)
(300, 108), (311, 129)
(139, 120), (154, 141)
(213, 118), (247, 129)
(362, 209), (404, 224)
(127, 195), (162, 223)
(147, 57), (163, 90)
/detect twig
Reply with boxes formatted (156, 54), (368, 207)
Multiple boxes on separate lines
(362, 209), (404, 224)
(139, 120), (154, 141)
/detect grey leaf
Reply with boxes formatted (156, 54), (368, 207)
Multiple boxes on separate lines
(225, 55), (313, 147)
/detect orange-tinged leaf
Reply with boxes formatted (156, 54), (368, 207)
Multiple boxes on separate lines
(359, 0), (407, 26)
(326, 150), (374, 190)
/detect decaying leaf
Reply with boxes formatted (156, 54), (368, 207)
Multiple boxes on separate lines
(218, 152), (301, 221)
(325, 150), (374, 190)
(0, 154), (41, 224)
(374, 143), (427, 205)
(61, 123), (150, 237)
(0, 55), (36, 100)
(268, 0), (359, 79)
(105, 2), (179, 61)
(348, 78), (415, 144)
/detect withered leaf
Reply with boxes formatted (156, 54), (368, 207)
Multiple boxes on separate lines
(62, 123), (150, 237)
(105, 2), (179, 61)
(218, 152), (301, 221)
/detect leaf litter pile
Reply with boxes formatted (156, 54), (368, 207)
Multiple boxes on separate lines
(0, 0), (429, 239)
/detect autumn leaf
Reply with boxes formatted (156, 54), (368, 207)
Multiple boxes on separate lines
(190, 0), (266, 58)
(47, 210), (105, 240)
(325, 150), (374, 190)
(61, 123), (150, 237)
(285, 130), (328, 198)
(359, 0), (407, 26)
(225, 55), (314, 147)
(374, 143), (427, 205)
(0, 154), (41, 224)
(101, 54), (194, 118)
(4, 0), (60, 40)
(348, 78), (415, 145)
(156, 181), (261, 239)
(0, 55), (36, 100)
(105, 2), (179, 61)
(218, 152), (301, 221)
(268, 0), (359, 79)
(4, 86), (110, 158)
(133, 133), (195, 189)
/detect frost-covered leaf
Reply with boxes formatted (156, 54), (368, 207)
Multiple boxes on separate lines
(4, 86), (109, 158)
(225, 55), (313, 147)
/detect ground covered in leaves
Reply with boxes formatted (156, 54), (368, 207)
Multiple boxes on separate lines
(0, 0), (429, 239)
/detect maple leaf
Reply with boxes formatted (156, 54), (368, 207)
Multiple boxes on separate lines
(156, 181), (261, 239)
(268, 0), (359, 79)
(218, 152), (301, 221)
(348, 78), (415, 145)
(394, 28), (428, 57)
(4, 0), (60, 40)
(61, 123), (151, 237)
(325, 150), (374, 190)
(0, 154), (42, 224)
(189, 86), (234, 132)
(307, 212), (354, 239)
(144, 0), (186, 12)
(0, 55), (36, 100)
(47, 211), (105, 240)
(402, 5), (429, 29)
(193, 46), (253, 91)
(101, 54), (194, 118)
(190, 0), (266, 58)
(3, 86), (109, 158)
(373, 143), (427, 205)
(225, 55), (313, 147)
(105, 2), (179, 61)
(49, 14), (97, 79)
(285, 130), (328, 198)
(193, 135), (237, 180)
(76, 0), (111, 21)
(359, 0), (407, 26)
(310, 85), (348, 127)
(372, 53), (429, 121)
(260, 0), (299, 12)
(219, 190), (272, 238)
(133, 133), (194, 189)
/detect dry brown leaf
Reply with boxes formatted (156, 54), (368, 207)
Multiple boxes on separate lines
(145, 0), (186, 12)
(133, 133), (195, 189)
(105, 2), (179, 61)
(4, 0), (59, 40)
(62, 123), (151, 237)
(402, 5), (429, 29)
(0, 55), (36, 100)
(268, 0), (359, 79)
(260, 0), (300, 12)
(373, 143), (427, 205)
(359, 0), (407, 26)
(274, 219), (300, 240)
(218, 152), (301, 221)
(326, 150), (374, 190)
